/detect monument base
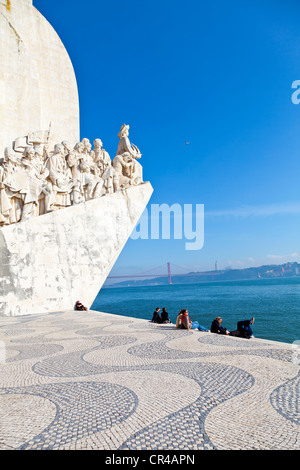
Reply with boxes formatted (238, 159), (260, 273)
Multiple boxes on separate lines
(0, 182), (153, 316)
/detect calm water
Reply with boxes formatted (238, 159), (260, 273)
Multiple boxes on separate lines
(91, 277), (300, 344)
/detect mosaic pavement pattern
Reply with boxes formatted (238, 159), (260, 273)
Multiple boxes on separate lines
(0, 310), (299, 450)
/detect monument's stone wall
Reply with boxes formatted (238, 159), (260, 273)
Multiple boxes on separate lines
(0, 182), (153, 316)
(0, 0), (80, 155)
(0, 2), (153, 317)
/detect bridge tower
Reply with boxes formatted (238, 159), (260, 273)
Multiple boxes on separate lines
(167, 262), (172, 284)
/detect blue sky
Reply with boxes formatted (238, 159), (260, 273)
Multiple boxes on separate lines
(34, 0), (300, 277)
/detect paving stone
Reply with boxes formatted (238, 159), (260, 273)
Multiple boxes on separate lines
(0, 310), (299, 450)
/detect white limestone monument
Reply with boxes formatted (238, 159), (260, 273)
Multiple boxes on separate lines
(0, 0), (153, 316)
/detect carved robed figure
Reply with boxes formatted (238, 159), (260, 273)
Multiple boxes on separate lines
(0, 124), (144, 226)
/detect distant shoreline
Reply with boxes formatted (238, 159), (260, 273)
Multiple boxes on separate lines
(103, 276), (300, 288)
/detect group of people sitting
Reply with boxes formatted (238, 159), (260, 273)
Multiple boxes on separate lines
(151, 307), (172, 324)
(151, 307), (255, 339)
(210, 316), (255, 339)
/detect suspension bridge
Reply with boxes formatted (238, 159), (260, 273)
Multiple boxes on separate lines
(107, 262), (220, 285)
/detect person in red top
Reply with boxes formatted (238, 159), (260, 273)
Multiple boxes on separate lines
(176, 309), (192, 330)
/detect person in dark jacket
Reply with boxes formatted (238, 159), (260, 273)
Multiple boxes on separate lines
(237, 317), (255, 338)
(75, 300), (88, 311)
(210, 317), (229, 335)
(161, 307), (171, 323)
(151, 308), (162, 323)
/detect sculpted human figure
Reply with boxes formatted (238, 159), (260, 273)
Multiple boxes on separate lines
(90, 138), (115, 193)
(32, 145), (50, 181)
(75, 141), (103, 200)
(47, 144), (71, 188)
(91, 138), (111, 176)
(21, 145), (52, 219)
(101, 166), (119, 194)
(33, 145), (53, 214)
(66, 150), (83, 204)
(33, 144), (48, 167)
(0, 148), (25, 224)
(0, 125), (145, 226)
(112, 152), (135, 189)
(116, 124), (141, 159)
(81, 138), (92, 154)
(46, 143), (74, 209)
(116, 124), (143, 184)
(61, 141), (74, 158)
(0, 163), (8, 223)
(81, 138), (102, 177)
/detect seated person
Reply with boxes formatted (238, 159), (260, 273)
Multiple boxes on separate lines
(237, 317), (255, 338)
(176, 309), (184, 328)
(75, 300), (88, 311)
(151, 307), (162, 323)
(161, 307), (171, 324)
(191, 320), (209, 332)
(176, 309), (192, 330)
(210, 316), (229, 335)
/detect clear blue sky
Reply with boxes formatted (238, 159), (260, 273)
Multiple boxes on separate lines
(35, 0), (300, 276)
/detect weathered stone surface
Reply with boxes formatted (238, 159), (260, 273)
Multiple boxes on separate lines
(0, 182), (153, 316)
(0, 0), (79, 156)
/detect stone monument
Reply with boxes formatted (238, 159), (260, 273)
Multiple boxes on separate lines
(0, 1), (153, 316)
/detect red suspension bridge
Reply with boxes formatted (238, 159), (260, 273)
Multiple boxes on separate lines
(107, 262), (220, 285)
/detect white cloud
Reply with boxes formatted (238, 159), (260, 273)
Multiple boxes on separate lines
(206, 201), (300, 218)
(267, 253), (299, 260)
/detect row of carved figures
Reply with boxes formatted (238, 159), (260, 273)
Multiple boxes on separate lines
(0, 124), (143, 226)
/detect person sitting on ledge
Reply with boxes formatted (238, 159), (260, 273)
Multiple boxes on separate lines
(210, 316), (230, 335)
(75, 300), (88, 311)
(176, 309), (192, 330)
(151, 307), (162, 323)
(176, 309), (184, 328)
(229, 317), (255, 338)
(161, 307), (171, 324)
(238, 317), (255, 338)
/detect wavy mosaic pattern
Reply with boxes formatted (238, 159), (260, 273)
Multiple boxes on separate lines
(270, 372), (300, 426)
(0, 310), (299, 450)
(0, 382), (138, 450)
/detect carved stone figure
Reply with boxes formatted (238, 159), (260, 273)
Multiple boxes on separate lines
(0, 164), (8, 223)
(81, 138), (92, 154)
(21, 146), (52, 219)
(102, 166), (118, 194)
(91, 139), (111, 176)
(0, 124), (144, 226)
(1, 148), (26, 224)
(61, 141), (74, 158)
(116, 124), (143, 184)
(46, 143), (74, 209)
(74, 142), (103, 200)
(112, 152), (135, 189)
(66, 150), (85, 205)
(47, 144), (71, 189)
(81, 138), (101, 178)
(116, 124), (141, 159)
(0, 149), (18, 224)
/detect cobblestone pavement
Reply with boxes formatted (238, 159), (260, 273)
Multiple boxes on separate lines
(0, 310), (299, 450)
